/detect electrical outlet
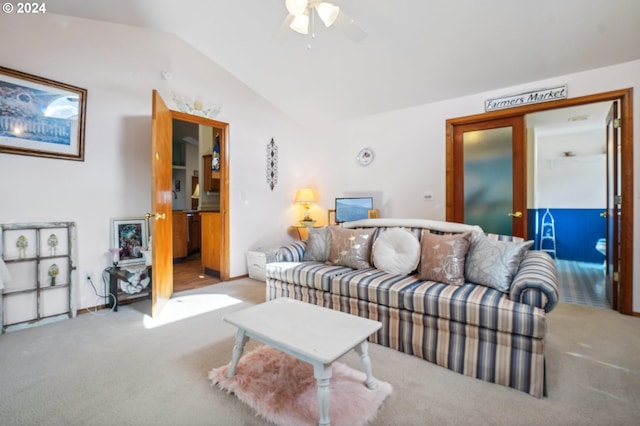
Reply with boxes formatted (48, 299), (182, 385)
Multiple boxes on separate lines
(423, 192), (433, 201)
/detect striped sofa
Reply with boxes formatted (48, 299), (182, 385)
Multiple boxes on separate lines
(265, 218), (559, 397)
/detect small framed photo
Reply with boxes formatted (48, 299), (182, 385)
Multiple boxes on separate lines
(0, 66), (87, 161)
(111, 218), (148, 266)
(328, 209), (336, 226)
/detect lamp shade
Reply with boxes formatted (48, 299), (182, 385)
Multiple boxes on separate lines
(295, 188), (316, 205)
(289, 13), (309, 34)
(285, 0), (308, 16)
(191, 183), (200, 199)
(316, 2), (340, 27)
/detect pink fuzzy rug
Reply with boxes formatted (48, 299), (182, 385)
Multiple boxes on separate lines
(209, 345), (393, 426)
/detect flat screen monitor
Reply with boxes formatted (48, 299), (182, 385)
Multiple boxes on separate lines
(335, 197), (373, 223)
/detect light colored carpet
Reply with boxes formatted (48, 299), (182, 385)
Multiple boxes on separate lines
(0, 278), (639, 425)
(210, 345), (393, 425)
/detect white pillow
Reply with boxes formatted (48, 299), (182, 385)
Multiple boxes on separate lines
(372, 228), (420, 275)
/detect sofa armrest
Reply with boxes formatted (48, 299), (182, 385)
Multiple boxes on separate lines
(509, 251), (559, 313)
(274, 240), (308, 262)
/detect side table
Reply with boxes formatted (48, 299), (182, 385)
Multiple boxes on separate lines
(291, 223), (322, 240)
(105, 266), (152, 311)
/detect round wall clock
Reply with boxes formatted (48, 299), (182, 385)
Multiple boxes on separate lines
(356, 147), (375, 166)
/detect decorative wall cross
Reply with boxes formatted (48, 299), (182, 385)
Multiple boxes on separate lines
(266, 138), (278, 191)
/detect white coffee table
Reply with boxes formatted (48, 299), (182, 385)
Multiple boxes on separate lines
(223, 297), (382, 426)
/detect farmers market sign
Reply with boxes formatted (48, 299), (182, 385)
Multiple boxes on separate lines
(485, 85), (567, 111)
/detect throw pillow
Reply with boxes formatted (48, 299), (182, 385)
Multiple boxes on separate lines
(417, 231), (471, 286)
(303, 226), (331, 262)
(372, 228), (421, 275)
(328, 227), (376, 269)
(465, 232), (534, 292)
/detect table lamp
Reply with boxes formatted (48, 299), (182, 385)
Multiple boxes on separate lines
(295, 188), (316, 224)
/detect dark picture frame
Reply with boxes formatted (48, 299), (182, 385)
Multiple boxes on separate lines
(0, 66), (87, 161)
(111, 218), (148, 266)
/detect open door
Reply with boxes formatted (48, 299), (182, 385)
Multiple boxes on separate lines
(150, 90), (173, 317)
(605, 101), (621, 309)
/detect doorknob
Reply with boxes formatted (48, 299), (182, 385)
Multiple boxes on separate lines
(600, 211), (608, 218)
(507, 211), (523, 218)
(146, 212), (166, 220)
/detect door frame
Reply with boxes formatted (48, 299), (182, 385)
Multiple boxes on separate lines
(170, 110), (230, 281)
(445, 88), (634, 315)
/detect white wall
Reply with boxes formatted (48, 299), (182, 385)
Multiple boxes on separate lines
(0, 14), (309, 310)
(1, 13), (638, 313)
(534, 128), (606, 208)
(316, 59), (640, 313)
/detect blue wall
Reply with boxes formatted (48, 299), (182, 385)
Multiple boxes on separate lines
(527, 208), (605, 263)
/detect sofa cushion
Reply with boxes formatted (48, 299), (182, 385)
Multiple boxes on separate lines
(402, 280), (546, 338)
(266, 261), (353, 292)
(418, 231), (471, 286)
(372, 228), (421, 275)
(303, 226), (331, 262)
(330, 268), (424, 309)
(328, 227), (376, 269)
(465, 232), (533, 292)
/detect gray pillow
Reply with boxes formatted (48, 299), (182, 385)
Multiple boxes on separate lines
(465, 232), (533, 292)
(303, 226), (331, 262)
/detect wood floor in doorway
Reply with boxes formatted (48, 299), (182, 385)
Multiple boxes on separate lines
(173, 252), (220, 293)
(555, 259), (609, 309)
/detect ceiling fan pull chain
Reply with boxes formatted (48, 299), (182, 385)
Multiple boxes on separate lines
(308, 8), (315, 49)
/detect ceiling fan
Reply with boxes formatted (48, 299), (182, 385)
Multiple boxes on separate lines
(275, 0), (367, 45)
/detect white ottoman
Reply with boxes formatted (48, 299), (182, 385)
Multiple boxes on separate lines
(245, 246), (280, 281)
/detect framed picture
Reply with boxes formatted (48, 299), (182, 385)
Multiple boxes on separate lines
(328, 209), (336, 226)
(111, 218), (148, 266)
(0, 66), (87, 161)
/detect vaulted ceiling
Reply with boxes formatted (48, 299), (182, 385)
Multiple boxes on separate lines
(48, 0), (640, 125)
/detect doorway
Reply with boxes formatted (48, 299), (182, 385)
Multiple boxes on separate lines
(446, 88), (633, 315)
(169, 110), (229, 284)
(150, 91), (230, 317)
(170, 118), (223, 292)
(525, 101), (613, 308)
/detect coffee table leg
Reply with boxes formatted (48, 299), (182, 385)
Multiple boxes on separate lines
(227, 329), (249, 378)
(313, 364), (332, 426)
(355, 340), (378, 390)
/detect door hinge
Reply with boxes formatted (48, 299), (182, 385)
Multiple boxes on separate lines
(614, 195), (622, 205)
(613, 271), (620, 282)
(613, 118), (621, 128)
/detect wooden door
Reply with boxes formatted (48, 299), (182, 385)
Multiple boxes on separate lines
(448, 116), (526, 237)
(605, 101), (621, 308)
(150, 90), (173, 318)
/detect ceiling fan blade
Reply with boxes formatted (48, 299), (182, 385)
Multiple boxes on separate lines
(333, 10), (367, 42)
(271, 13), (295, 45)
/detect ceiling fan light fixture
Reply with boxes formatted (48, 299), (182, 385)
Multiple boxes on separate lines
(285, 0), (308, 16)
(316, 2), (340, 27)
(290, 13), (309, 34)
